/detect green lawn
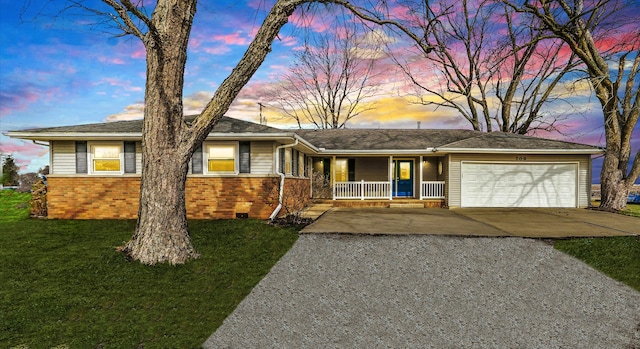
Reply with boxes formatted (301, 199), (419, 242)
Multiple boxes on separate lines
(622, 203), (640, 217)
(0, 190), (31, 222)
(2, 193), (638, 347)
(0, 193), (299, 348)
(554, 236), (640, 291)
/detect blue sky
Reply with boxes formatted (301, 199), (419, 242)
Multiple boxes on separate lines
(0, 0), (638, 183)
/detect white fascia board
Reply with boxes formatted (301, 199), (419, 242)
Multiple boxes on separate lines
(438, 148), (604, 154)
(316, 148), (437, 156)
(206, 132), (319, 153)
(4, 131), (319, 152)
(3, 132), (142, 141)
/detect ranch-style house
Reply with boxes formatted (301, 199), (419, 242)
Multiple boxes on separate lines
(5, 116), (602, 220)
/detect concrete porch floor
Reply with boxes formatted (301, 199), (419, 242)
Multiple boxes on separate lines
(300, 207), (640, 238)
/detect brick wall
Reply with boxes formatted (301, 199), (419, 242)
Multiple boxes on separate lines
(47, 176), (311, 220)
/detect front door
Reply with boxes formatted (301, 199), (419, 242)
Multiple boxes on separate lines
(393, 159), (414, 197)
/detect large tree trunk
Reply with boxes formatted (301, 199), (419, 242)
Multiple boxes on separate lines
(124, 151), (198, 264)
(598, 107), (633, 211)
(118, 0), (313, 264)
(122, 0), (199, 265)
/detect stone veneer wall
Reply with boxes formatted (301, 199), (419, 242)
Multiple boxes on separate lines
(46, 176), (311, 220)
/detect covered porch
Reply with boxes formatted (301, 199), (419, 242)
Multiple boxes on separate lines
(310, 155), (446, 201)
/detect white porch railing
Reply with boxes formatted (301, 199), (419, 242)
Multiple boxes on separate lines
(421, 181), (445, 199)
(334, 180), (390, 200)
(333, 180), (445, 200)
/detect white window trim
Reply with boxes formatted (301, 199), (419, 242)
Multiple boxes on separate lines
(88, 141), (124, 175)
(204, 141), (239, 175)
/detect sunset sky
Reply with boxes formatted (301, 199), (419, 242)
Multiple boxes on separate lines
(1, 0), (638, 182)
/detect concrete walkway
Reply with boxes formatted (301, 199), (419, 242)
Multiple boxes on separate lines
(301, 207), (640, 237)
(204, 234), (640, 348)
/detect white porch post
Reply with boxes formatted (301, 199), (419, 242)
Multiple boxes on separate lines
(419, 155), (424, 200)
(389, 155), (393, 200)
(331, 156), (336, 200)
(309, 156), (313, 199)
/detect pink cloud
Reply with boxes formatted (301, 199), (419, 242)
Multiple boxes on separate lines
(96, 78), (143, 92)
(130, 46), (146, 59)
(0, 140), (49, 162)
(213, 32), (251, 45)
(55, 63), (77, 75)
(203, 46), (231, 55)
(289, 11), (331, 32)
(190, 37), (203, 49)
(97, 56), (127, 65)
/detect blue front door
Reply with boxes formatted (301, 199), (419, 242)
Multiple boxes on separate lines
(393, 160), (414, 197)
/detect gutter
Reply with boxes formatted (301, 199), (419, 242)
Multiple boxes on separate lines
(32, 140), (50, 147)
(269, 137), (299, 221)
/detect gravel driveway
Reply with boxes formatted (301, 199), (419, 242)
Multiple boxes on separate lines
(204, 235), (640, 348)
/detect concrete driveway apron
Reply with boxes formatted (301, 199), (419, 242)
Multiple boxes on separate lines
(300, 207), (640, 237)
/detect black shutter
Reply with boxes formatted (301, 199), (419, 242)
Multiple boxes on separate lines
(192, 144), (203, 174)
(348, 158), (356, 181)
(292, 150), (299, 176)
(124, 142), (136, 173)
(75, 141), (87, 174)
(303, 154), (308, 177)
(279, 148), (285, 173)
(239, 142), (251, 173)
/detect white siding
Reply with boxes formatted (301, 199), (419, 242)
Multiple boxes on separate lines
(447, 153), (591, 208)
(51, 141), (76, 174)
(250, 141), (274, 174)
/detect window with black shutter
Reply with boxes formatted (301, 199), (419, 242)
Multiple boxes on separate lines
(292, 149), (299, 176)
(191, 144), (203, 174)
(75, 141), (88, 174)
(279, 148), (285, 173)
(239, 141), (250, 173)
(124, 141), (136, 173)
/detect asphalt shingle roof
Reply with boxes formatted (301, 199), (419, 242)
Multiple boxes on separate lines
(9, 116), (600, 151)
(16, 116), (284, 134)
(294, 128), (599, 151)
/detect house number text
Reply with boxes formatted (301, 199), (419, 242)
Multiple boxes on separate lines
(515, 156), (527, 161)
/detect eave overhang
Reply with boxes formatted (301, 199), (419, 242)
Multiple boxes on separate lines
(3, 131), (320, 154)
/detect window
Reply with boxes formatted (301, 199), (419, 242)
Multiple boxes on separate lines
(206, 143), (237, 173)
(284, 148), (292, 174)
(335, 159), (348, 182)
(299, 153), (306, 177)
(90, 143), (123, 173)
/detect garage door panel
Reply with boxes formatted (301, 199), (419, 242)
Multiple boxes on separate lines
(461, 163), (577, 208)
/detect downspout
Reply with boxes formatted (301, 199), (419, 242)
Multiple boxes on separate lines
(269, 138), (299, 221)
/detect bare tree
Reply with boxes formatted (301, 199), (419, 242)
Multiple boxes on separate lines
(383, 0), (581, 134)
(506, 0), (639, 210)
(27, 0), (399, 265)
(269, 20), (382, 129)
(491, 3), (582, 134)
(39, 0), (379, 265)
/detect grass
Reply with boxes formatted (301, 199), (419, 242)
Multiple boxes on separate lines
(554, 236), (640, 292)
(0, 190), (31, 222)
(2, 193), (638, 347)
(0, 193), (299, 348)
(622, 203), (640, 218)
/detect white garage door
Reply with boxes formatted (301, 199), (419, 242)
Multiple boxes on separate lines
(461, 163), (577, 208)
